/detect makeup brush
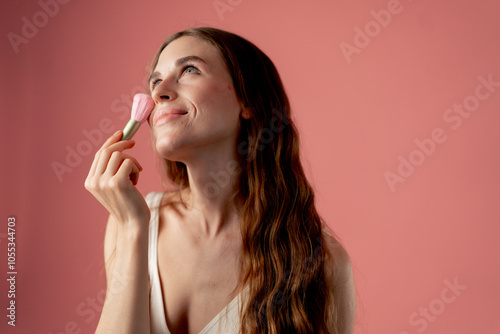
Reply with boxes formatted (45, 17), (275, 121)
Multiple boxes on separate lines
(121, 93), (155, 141)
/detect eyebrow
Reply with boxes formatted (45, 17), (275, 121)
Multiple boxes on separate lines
(148, 55), (207, 84)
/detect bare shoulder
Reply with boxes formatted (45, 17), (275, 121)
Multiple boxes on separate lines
(159, 189), (186, 208)
(323, 230), (356, 334)
(323, 232), (351, 283)
(159, 190), (176, 204)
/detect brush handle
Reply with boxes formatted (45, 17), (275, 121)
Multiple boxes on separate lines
(121, 119), (140, 141)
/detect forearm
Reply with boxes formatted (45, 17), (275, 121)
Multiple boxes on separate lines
(96, 226), (150, 334)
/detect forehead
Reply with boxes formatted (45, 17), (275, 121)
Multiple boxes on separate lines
(155, 36), (223, 70)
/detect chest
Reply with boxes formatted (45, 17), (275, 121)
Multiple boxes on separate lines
(156, 217), (242, 333)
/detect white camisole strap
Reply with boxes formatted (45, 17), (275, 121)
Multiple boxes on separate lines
(146, 191), (169, 334)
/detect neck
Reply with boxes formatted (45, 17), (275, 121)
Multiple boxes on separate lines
(179, 142), (243, 238)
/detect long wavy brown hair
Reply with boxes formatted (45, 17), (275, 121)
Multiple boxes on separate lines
(149, 27), (339, 333)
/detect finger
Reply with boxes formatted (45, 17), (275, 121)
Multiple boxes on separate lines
(105, 138), (138, 153)
(130, 167), (140, 185)
(87, 150), (100, 178)
(95, 140), (136, 176)
(88, 131), (123, 178)
(105, 151), (143, 177)
(100, 130), (123, 150)
(115, 159), (141, 186)
(115, 152), (143, 172)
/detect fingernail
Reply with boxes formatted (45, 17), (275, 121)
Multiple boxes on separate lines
(114, 130), (122, 135)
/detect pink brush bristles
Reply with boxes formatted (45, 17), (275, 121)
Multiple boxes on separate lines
(121, 93), (155, 140)
(131, 93), (155, 123)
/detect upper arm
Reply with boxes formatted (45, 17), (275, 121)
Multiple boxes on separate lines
(324, 234), (356, 334)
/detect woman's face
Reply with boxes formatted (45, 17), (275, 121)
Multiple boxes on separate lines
(149, 36), (244, 161)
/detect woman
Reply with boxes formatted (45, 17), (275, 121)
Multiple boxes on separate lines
(85, 27), (355, 334)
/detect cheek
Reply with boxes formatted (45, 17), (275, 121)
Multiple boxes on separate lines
(198, 82), (240, 115)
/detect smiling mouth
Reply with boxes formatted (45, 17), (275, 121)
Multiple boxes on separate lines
(153, 109), (188, 126)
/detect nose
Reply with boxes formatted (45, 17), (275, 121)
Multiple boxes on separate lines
(151, 78), (178, 104)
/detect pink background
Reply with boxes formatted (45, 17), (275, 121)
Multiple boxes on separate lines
(1, 0), (499, 333)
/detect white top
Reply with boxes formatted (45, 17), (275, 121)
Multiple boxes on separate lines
(146, 192), (244, 334)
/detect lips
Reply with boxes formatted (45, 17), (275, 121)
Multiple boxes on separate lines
(153, 107), (188, 126)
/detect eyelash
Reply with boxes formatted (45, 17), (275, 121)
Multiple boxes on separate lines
(150, 65), (200, 89)
(183, 65), (200, 74)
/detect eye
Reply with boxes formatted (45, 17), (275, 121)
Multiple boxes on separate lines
(183, 65), (200, 75)
(151, 79), (162, 90)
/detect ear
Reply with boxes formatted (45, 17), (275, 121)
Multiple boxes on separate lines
(240, 107), (252, 120)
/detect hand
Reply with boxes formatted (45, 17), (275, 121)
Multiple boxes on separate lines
(85, 130), (151, 230)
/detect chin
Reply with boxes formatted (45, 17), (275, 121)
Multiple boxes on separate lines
(154, 135), (190, 162)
